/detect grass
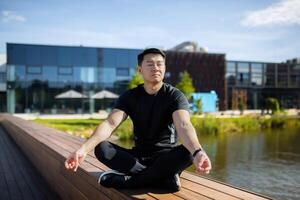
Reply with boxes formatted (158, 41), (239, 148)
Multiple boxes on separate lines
(34, 118), (101, 138)
(33, 115), (300, 139)
(33, 118), (134, 140)
(191, 114), (300, 135)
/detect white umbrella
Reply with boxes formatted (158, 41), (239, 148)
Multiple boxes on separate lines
(91, 90), (119, 99)
(92, 90), (119, 110)
(55, 90), (87, 99)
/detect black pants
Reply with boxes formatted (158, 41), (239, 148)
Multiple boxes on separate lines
(94, 141), (193, 188)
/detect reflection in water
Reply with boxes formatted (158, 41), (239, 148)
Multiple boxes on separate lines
(117, 129), (300, 200)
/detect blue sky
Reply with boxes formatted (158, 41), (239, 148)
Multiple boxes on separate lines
(0, 0), (299, 64)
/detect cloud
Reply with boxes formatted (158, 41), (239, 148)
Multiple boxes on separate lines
(0, 54), (6, 65)
(1, 10), (26, 23)
(241, 0), (300, 27)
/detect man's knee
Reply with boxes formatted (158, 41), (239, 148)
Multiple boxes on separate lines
(176, 145), (193, 165)
(94, 141), (115, 162)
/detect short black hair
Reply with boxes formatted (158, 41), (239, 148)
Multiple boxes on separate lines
(137, 48), (166, 66)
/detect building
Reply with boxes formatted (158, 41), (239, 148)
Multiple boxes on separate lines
(226, 60), (300, 110)
(3, 43), (142, 113)
(191, 91), (218, 113)
(1, 43), (299, 114)
(164, 51), (226, 110)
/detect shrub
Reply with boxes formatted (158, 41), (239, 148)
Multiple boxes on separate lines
(265, 98), (280, 114)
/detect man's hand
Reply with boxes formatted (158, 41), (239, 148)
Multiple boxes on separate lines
(193, 151), (212, 174)
(64, 149), (87, 172)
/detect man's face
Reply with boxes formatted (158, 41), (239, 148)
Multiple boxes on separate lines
(139, 53), (166, 84)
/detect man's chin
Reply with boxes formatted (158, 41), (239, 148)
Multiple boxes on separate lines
(146, 79), (163, 84)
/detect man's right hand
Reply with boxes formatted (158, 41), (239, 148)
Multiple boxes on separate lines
(64, 149), (87, 172)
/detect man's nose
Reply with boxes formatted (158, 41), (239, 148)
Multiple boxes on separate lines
(152, 64), (160, 70)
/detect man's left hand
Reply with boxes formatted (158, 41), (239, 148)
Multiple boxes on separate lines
(193, 151), (212, 174)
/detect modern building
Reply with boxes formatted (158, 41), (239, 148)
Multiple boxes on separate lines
(165, 51), (226, 110)
(226, 60), (300, 110)
(1, 43), (299, 114)
(3, 43), (142, 114)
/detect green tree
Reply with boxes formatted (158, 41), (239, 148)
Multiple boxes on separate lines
(195, 98), (203, 115)
(237, 99), (245, 115)
(176, 71), (195, 100)
(265, 97), (280, 115)
(128, 70), (144, 89)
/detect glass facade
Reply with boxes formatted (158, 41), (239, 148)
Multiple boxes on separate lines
(2, 43), (299, 113)
(226, 61), (300, 109)
(6, 43), (142, 113)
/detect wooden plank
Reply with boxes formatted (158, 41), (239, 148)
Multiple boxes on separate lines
(180, 178), (240, 200)
(0, 128), (37, 200)
(0, 127), (59, 200)
(182, 172), (272, 200)
(174, 188), (212, 200)
(0, 127), (25, 200)
(8, 126), (90, 200)
(2, 120), (131, 200)
(1, 121), (90, 200)
(0, 136), (10, 200)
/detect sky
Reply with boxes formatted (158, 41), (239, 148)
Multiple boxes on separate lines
(0, 0), (300, 64)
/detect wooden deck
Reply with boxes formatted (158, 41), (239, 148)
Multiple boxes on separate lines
(0, 114), (273, 200)
(0, 126), (60, 200)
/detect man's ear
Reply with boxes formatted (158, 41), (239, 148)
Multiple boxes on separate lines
(137, 66), (142, 73)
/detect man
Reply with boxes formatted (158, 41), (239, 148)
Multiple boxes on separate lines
(65, 48), (211, 191)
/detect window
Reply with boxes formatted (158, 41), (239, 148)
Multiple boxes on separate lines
(27, 66), (42, 74)
(116, 68), (129, 76)
(226, 62), (236, 72)
(278, 64), (288, 74)
(226, 72), (236, 86)
(237, 62), (249, 73)
(99, 68), (116, 83)
(58, 75), (73, 83)
(290, 75), (300, 87)
(43, 66), (58, 82)
(265, 64), (275, 74)
(15, 65), (26, 81)
(290, 64), (300, 74)
(0, 73), (6, 82)
(265, 74), (275, 86)
(58, 66), (72, 75)
(237, 73), (250, 85)
(251, 63), (263, 74)
(278, 74), (288, 87)
(251, 74), (262, 86)
(103, 49), (117, 67)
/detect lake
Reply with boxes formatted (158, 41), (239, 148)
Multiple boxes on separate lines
(117, 129), (300, 200)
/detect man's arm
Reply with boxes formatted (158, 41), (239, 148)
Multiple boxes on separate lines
(65, 109), (127, 171)
(172, 109), (211, 174)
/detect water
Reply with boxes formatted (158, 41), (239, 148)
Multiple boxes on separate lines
(117, 129), (300, 200)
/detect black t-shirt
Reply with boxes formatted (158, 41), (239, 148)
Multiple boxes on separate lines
(114, 83), (190, 153)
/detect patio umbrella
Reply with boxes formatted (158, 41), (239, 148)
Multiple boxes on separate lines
(55, 90), (87, 113)
(91, 90), (119, 99)
(55, 90), (88, 99)
(91, 90), (119, 110)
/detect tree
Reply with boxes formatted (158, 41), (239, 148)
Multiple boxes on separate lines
(265, 97), (280, 115)
(195, 98), (203, 115)
(176, 71), (195, 100)
(237, 98), (245, 115)
(128, 70), (144, 89)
